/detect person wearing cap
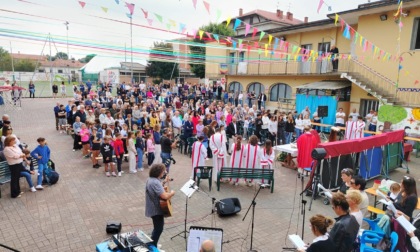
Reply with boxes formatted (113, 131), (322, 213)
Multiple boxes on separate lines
(209, 125), (227, 183)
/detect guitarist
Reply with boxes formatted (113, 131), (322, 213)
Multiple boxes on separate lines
(145, 164), (175, 247)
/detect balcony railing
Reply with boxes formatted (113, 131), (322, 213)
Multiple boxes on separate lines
(226, 59), (350, 76)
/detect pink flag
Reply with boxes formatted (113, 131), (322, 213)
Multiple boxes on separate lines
(190, 29), (197, 38)
(205, 32), (212, 39)
(147, 18), (153, 26)
(192, 0), (197, 9)
(415, 80), (419, 85)
(141, 8), (148, 18)
(203, 1), (210, 14)
(252, 28), (258, 39)
(245, 23), (251, 36)
(125, 2), (135, 15)
(317, 0), (324, 13)
(399, 21), (403, 28)
(78, 1), (86, 8)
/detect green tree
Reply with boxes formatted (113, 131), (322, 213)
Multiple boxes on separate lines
(189, 23), (234, 78)
(146, 42), (179, 80)
(55, 52), (68, 60)
(14, 59), (35, 72)
(78, 54), (96, 63)
(0, 47), (13, 71)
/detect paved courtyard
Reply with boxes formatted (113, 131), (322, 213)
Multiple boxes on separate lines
(0, 98), (419, 252)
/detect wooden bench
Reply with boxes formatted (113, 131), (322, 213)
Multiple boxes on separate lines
(217, 167), (275, 193)
(0, 161), (11, 198)
(368, 205), (386, 219)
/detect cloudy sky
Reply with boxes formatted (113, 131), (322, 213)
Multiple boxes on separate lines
(0, 0), (374, 62)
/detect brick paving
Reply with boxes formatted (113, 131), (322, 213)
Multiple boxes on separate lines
(0, 98), (419, 252)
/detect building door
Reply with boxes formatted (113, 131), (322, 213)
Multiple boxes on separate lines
(359, 99), (379, 117)
(229, 52), (237, 75)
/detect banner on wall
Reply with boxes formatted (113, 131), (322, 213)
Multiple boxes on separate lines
(219, 63), (228, 74)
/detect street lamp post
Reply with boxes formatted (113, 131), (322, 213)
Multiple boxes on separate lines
(64, 21), (70, 84)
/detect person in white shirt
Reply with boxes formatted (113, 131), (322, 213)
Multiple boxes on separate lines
(368, 111), (378, 132)
(268, 116), (277, 144)
(301, 106), (310, 118)
(171, 111), (182, 136)
(302, 114), (311, 128)
(238, 91), (244, 106)
(261, 112), (270, 140)
(295, 114), (304, 139)
(335, 108), (346, 127)
(191, 136), (207, 178)
(349, 108), (359, 122)
(345, 190), (363, 227)
(365, 110), (374, 130)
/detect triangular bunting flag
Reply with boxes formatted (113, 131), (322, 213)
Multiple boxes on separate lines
(213, 34), (219, 43)
(247, 45), (251, 54)
(226, 17), (231, 27)
(115, 0), (119, 4)
(147, 18), (153, 26)
(190, 29), (197, 38)
(169, 19), (176, 27)
(273, 38), (279, 51)
(259, 31), (265, 41)
(192, 0), (197, 9)
(254, 42), (259, 49)
(292, 45), (297, 54)
(203, 1), (210, 14)
(205, 32), (212, 39)
(268, 35), (273, 45)
(252, 28), (258, 39)
(233, 19), (241, 31)
(126, 13), (132, 19)
(166, 23), (171, 30)
(101, 7), (108, 13)
(78, 1), (86, 8)
(232, 40), (237, 50)
(414, 80), (419, 85)
(179, 23), (186, 34)
(199, 30), (204, 40)
(343, 25), (351, 39)
(317, 0), (324, 13)
(334, 14), (339, 25)
(125, 2), (135, 15)
(141, 8), (148, 18)
(264, 44), (268, 57)
(340, 19), (345, 31)
(245, 23), (251, 37)
(279, 40), (284, 50)
(155, 13), (163, 23)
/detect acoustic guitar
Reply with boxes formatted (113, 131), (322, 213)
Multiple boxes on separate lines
(160, 176), (173, 217)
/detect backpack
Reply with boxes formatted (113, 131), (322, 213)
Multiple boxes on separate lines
(43, 167), (59, 185)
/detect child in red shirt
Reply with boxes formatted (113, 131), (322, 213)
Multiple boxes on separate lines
(113, 133), (124, 177)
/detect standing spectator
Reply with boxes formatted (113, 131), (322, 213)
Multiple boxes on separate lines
(365, 109), (374, 130)
(335, 108), (346, 127)
(329, 45), (339, 71)
(369, 111), (378, 132)
(268, 116), (277, 144)
(255, 113), (263, 140)
(30, 137), (51, 190)
(53, 102), (60, 131)
(277, 114), (286, 145)
(349, 108), (359, 122)
(329, 192), (359, 252)
(171, 111), (182, 136)
(74, 105), (87, 123)
(90, 127), (101, 169)
(57, 104), (67, 133)
(153, 125), (162, 165)
(127, 131), (137, 174)
(79, 124), (90, 158)
(114, 133), (124, 177)
(301, 106), (310, 118)
(146, 133), (155, 167)
(313, 108), (321, 133)
(3, 136), (26, 198)
(135, 131), (145, 171)
(257, 92), (267, 110)
(52, 82), (58, 98)
(145, 164), (175, 248)
(160, 129), (177, 173)
(101, 136), (115, 177)
(295, 114), (304, 140)
(191, 136), (207, 178)
(28, 81), (35, 98)
(61, 81), (66, 98)
(73, 116), (82, 151)
(285, 114), (295, 144)
(86, 79), (92, 92)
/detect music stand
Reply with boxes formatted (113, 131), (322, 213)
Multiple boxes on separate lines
(171, 179), (198, 249)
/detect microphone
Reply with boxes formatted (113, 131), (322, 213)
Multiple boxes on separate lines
(258, 183), (271, 189)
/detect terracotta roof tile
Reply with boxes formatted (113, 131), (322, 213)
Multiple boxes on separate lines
(234, 9), (303, 25)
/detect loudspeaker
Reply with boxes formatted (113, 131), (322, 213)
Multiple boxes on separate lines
(318, 106), (328, 118)
(311, 148), (327, 160)
(106, 221), (122, 234)
(216, 198), (241, 216)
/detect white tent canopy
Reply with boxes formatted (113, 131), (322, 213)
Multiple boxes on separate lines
(80, 56), (122, 74)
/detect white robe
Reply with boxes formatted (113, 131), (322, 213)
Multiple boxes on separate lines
(209, 132), (228, 182)
(191, 141), (207, 177)
(345, 120), (366, 140)
(229, 143), (246, 182)
(243, 144), (260, 182)
(260, 148), (275, 184)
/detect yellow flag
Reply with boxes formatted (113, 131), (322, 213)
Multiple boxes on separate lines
(335, 14), (339, 26)
(226, 17), (231, 27)
(347, 55), (352, 60)
(294, 55), (297, 61)
(296, 47), (301, 55)
(264, 44), (268, 57)
(359, 36), (363, 46)
(199, 30), (204, 40)
(268, 35), (273, 45)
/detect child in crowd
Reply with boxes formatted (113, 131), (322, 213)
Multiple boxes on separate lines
(146, 133), (155, 166)
(113, 133), (124, 177)
(57, 104), (67, 133)
(101, 136), (115, 177)
(127, 131), (137, 174)
(243, 115), (250, 140)
(22, 149), (36, 192)
(389, 182), (401, 201)
(30, 137), (51, 190)
(79, 123), (90, 158)
(90, 127), (101, 169)
(135, 131), (145, 171)
(260, 139), (274, 185)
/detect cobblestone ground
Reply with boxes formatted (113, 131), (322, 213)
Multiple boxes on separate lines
(0, 98), (419, 252)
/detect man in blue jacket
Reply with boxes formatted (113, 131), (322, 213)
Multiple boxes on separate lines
(31, 137), (51, 190)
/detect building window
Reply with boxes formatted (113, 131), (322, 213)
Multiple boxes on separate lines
(38, 69), (45, 73)
(318, 42), (330, 54)
(249, 16), (254, 25)
(239, 51), (245, 62)
(228, 82), (243, 93)
(301, 44), (312, 51)
(58, 69), (63, 73)
(248, 82), (265, 97)
(229, 52), (236, 64)
(411, 17), (420, 50)
(270, 83), (292, 101)
(71, 71), (75, 74)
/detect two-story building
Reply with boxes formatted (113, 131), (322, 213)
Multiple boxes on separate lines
(205, 0), (420, 130)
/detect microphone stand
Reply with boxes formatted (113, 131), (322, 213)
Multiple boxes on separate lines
(242, 184), (266, 252)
